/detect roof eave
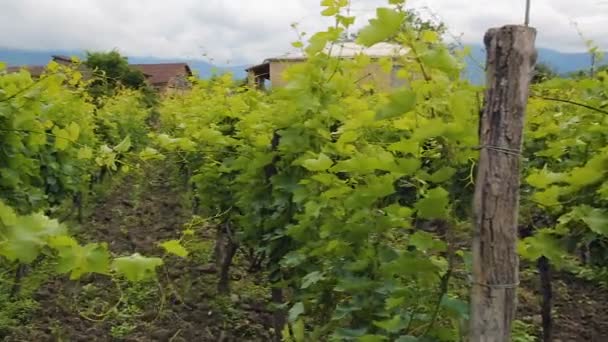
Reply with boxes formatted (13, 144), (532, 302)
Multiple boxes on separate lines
(245, 62), (270, 73)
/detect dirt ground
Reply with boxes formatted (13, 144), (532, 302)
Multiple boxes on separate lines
(518, 270), (608, 342)
(4, 165), (274, 342)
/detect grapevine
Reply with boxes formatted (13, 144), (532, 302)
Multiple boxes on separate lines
(1, 0), (607, 340)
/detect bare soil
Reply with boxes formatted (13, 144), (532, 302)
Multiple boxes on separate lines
(4, 165), (273, 342)
(518, 270), (608, 342)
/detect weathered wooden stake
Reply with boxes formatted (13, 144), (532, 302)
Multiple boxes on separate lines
(470, 25), (537, 342)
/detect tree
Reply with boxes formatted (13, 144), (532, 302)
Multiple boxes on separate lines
(532, 63), (557, 84)
(339, 8), (445, 43)
(84, 50), (148, 104)
(567, 64), (608, 80)
(404, 9), (446, 34)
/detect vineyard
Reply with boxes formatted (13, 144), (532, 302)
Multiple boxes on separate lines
(1, 1), (608, 341)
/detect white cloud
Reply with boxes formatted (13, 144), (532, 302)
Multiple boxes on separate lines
(413, 0), (607, 52)
(0, 0), (605, 65)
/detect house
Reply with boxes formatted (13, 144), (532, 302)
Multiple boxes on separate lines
(6, 64), (47, 77)
(246, 42), (409, 90)
(6, 55), (88, 78)
(130, 63), (192, 92)
(5, 55), (192, 93)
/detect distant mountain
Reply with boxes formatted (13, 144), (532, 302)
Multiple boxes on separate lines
(0, 48), (248, 79)
(3, 46), (606, 84)
(126, 56), (248, 80)
(0, 48), (84, 66)
(463, 45), (608, 84)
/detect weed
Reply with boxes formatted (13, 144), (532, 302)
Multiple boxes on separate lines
(512, 320), (537, 342)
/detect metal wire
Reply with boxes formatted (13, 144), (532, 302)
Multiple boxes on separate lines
(475, 145), (522, 157)
(472, 281), (520, 289)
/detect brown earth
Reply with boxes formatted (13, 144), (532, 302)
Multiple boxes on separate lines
(4, 165), (274, 342)
(518, 270), (608, 342)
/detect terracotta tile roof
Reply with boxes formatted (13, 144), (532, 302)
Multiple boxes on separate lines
(5, 65), (46, 77)
(5, 56), (78, 77)
(5, 59), (192, 90)
(51, 55), (73, 64)
(130, 63), (192, 86)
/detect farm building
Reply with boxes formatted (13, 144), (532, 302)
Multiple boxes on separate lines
(130, 63), (192, 92)
(5, 55), (192, 93)
(246, 42), (409, 89)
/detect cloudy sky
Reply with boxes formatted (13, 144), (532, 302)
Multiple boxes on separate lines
(0, 0), (606, 65)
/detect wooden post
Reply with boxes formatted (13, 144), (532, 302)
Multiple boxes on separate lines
(470, 25), (536, 342)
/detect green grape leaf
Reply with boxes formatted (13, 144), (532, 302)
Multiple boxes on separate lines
(526, 167), (565, 189)
(409, 231), (446, 252)
(159, 240), (189, 258)
(288, 302), (305, 322)
(410, 119), (446, 141)
(338, 15), (356, 27)
(321, 6), (339, 16)
(377, 89), (417, 120)
(566, 165), (604, 189)
(0, 213), (66, 263)
(306, 29), (342, 55)
(0, 201), (17, 226)
(95, 145), (118, 170)
(532, 186), (562, 208)
(395, 337), (419, 342)
(301, 271), (324, 289)
(112, 253), (163, 282)
(440, 295), (469, 319)
(177, 138), (196, 151)
(302, 153), (333, 171)
(395, 158), (421, 175)
(426, 167), (457, 183)
(386, 252), (440, 277)
(114, 136), (132, 153)
(421, 47), (460, 77)
(357, 8), (405, 47)
(281, 252), (307, 268)
(54, 242), (111, 279)
(359, 335), (388, 342)
(385, 296), (406, 310)
(518, 232), (567, 266)
(139, 147), (165, 161)
(333, 303), (362, 320)
(306, 32), (329, 55)
(67, 122), (80, 141)
(598, 182), (608, 199)
(563, 205), (608, 236)
(388, 140), (419, 155)
(580, 208), (608, 236)
(421, 30), (439, 43)
(48, 235), (78, 248)
(337, 130), (359, 145)
(333, 328), (367, 339)
(449, 91), (474, 119)
(373, 315), (408, 333)
(414, 187), (449, 219)
(52, 127), (69, 150)
(77, 147), (93, 160)
(384, 204), (414, 222)
(290, 319), (305, 342)
(155, 134), (177, 149)
(47, 60), (59, 72)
